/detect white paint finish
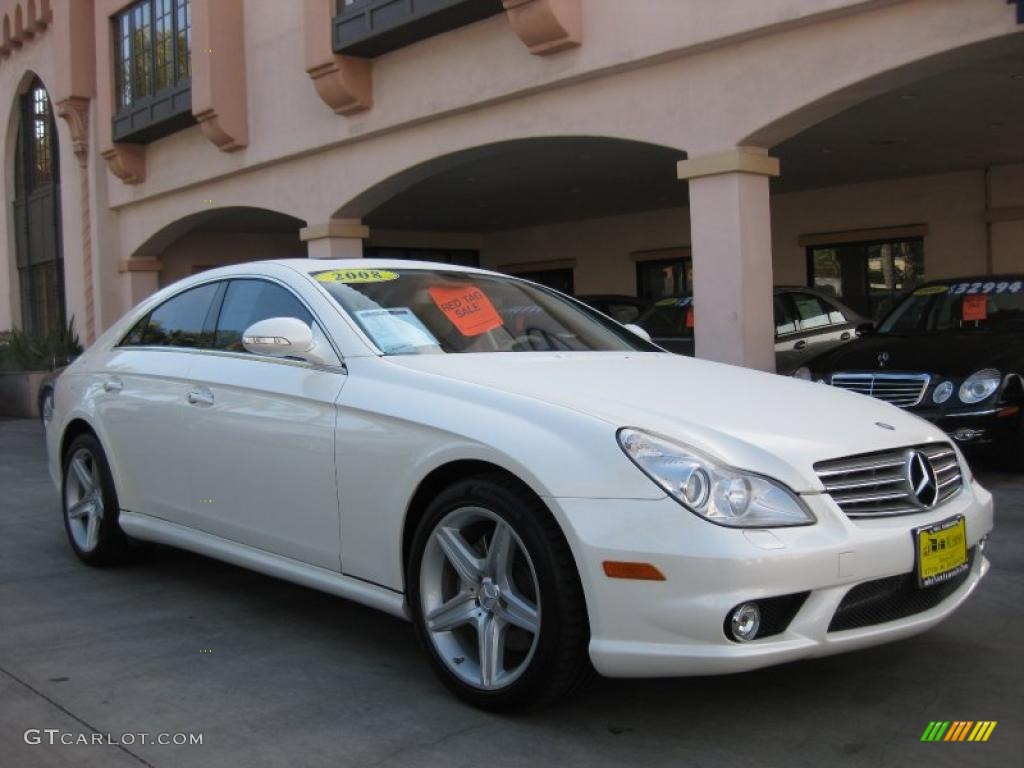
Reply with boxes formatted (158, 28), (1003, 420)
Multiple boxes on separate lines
(687, 171), (776, 371)
(46, 259), (996, 677)
(118, 511), (407, 619)
(182, 353), (347, 570)
(85, 348), (193, 519)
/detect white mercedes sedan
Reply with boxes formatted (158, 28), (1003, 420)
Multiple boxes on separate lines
(45, 259), (993, 710)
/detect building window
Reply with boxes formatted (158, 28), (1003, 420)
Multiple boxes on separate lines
(27, 85), (53, 190)
(636, 257), (691, 302)
(808, 238), (924, 320)
(513, 269), (575, 295)
(112, 0), (194, 143)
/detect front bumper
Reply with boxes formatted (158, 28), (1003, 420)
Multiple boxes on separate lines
(551, 479), (993, 678)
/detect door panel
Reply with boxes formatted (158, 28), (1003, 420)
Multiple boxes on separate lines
(182, 355), (346, 569)
(92, 349), (194, 521)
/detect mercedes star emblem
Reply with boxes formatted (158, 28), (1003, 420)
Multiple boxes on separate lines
(906, 450), (939, 508)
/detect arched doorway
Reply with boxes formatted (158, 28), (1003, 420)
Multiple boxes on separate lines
(13, 75), (64, 335)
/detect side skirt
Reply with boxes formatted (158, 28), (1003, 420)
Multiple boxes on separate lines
(119, 511), (409, 620)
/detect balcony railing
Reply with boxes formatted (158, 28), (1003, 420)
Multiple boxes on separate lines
(332, 0), (504, 57)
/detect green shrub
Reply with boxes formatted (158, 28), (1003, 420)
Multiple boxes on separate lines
(0, 317), (83, 371)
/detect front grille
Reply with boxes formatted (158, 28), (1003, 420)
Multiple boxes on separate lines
(828, 548), (976, 632)
(814, 443), (963, 518)
(831, 373), (930, 407)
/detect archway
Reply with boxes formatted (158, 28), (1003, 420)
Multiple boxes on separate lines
(12, 74), (63, 335)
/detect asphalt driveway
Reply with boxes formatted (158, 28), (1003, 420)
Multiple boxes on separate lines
(1, 418), (1021, 768)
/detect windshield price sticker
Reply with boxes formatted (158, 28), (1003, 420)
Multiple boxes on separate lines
(428, 285), (503, 336)
(314, 269), (399, 284)
(355, 308), (440, 353)
(950, 280), (1022, 295)
(961, 294), (988, 322)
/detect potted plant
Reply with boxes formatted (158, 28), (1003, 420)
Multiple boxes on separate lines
(0, 318), (83, 419)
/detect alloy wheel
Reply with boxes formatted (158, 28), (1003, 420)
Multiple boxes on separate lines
(419, 506), (541, 690)
(64, 448), (105, 553)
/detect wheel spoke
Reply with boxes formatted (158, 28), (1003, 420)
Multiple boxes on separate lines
(67, 497), (92, 520)
(496, 589), (540, 634)
(71, 457), (93, 494)
(426, 593), (477, 632)
(435, 526), (485, 585)
(84, 513), (100, 551)
(477, 614), (506, 688)
(487, 522), (515, 583)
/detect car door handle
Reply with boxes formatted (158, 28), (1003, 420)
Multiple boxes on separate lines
(793, 340), (808, 350)
(187, 388), (215, 406)
(840, 331), (852, 341)
(103, 377), (123, 393)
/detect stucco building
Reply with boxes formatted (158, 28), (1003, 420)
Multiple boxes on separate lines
(1, 0), (1022, 370)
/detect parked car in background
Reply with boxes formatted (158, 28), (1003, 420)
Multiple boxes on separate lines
(637, 287), (868, 373)
(798, 275), (1024, 469)
(46, 260), (993, 710)
(575, 294), (650, 326)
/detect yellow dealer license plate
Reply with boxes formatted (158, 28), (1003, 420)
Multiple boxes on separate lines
(914, 515), (968, 588)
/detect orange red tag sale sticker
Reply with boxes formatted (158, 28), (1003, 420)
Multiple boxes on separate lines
(962, 294), (987, 322)
(428, 285), (504, 336)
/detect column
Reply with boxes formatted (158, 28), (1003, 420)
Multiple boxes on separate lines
(300, 219), (369, 259)
(677, 147), (779, 372)
(118, 258), (163, 307)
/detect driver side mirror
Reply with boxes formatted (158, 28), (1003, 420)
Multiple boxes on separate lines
(242, 317), (332, 366)
(624, 323), (652, 343)
(855, 322), (875, 337)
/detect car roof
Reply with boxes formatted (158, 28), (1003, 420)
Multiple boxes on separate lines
(917, 274), (1024, 284)
(277, 258), (496, 276)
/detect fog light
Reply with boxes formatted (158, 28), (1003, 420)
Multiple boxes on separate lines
(729, 602), (761, 642)
(952, 428), (984, 442)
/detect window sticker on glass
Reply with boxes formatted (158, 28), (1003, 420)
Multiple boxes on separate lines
(428, 285), (503, 337)
(314, 268), (399, 284)
(962, 294), (988, 322)
(913, 285), (949, 296)
(355, 308), (440, 354)
(950, 280), (1022, 295)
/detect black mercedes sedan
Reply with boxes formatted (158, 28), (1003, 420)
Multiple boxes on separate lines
(797, 275), (1023, 468)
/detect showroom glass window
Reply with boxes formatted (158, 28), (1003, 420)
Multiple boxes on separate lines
(636, 257), (691, 302)
(807, 238), (923, 320)
(114, 0), (191, 111)
(214, 280), (314, 353)
(122, 282), (220, 348)
(513, 268), (575, 295)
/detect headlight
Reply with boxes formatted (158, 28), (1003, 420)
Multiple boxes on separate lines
(617, 428), (815, 528)
(792, 366), (812, 381)
(958, 369), (1001, 404)
(932, 380), (954, 404)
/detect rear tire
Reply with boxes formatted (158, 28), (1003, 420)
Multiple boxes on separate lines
(62, 434), (148, 566)
(407, 474), (592, 711)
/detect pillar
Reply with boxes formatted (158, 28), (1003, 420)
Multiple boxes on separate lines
(677, 147), (779, 372)
(300, 219), (369, 259)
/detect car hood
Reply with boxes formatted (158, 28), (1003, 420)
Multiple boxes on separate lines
(389, 352), (948, 493)
(814, 331), (1023, 378)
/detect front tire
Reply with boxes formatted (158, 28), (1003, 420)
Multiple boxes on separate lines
(62, 434), (146, 566)
(408, 474), (592, 711)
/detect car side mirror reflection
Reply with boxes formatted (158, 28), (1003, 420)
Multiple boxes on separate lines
(624, 323), (652, 343)
(855, 322), (875, 337)
(242, 317), (332, 366)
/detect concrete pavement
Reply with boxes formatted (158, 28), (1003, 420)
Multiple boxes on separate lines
(1, 418), (1021, 768)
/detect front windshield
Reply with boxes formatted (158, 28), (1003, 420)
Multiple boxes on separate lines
(312, 267), (658, 354)
(877, 279), (1024, 334)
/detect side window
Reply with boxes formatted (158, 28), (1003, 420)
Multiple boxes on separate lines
(137, 283), (221, 348)
(214, 279), (314, 353)
(823, 298), (848, 325)
(120, 315), (149, 346)
(791, 293), (831, 331)
(774, 297), (797, 336)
